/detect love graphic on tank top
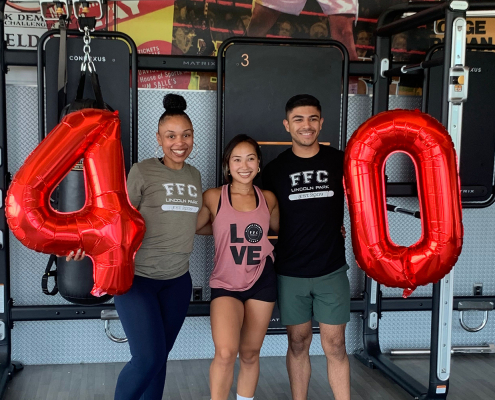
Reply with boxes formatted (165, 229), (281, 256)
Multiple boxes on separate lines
(229, 223), (262, 265)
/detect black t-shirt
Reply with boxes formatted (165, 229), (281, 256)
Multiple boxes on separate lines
(262, 145), (346, 278)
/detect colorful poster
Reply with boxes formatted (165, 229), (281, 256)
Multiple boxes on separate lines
(4, 1), (495, 89)
(434, 17), (495, 46)
(110, 1), (193, 89)
(5, 2), (47, 50)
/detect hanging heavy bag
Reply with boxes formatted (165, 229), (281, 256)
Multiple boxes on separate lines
(59, 65), (113, 118)
(46, 65), (113, 305)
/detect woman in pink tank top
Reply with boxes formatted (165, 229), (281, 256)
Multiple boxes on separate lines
(197, 135), (279, 400)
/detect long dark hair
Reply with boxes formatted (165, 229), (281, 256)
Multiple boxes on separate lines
(158, 94), (192, 129)
(222, 134), (262, 183)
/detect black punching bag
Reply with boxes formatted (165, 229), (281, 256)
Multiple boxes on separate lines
(56, 166), (113, 305)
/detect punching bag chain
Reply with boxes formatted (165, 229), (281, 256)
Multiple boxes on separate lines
(81, 26), (96, 73)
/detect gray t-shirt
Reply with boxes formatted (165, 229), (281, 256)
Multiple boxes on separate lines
(127, 158), (202, 280)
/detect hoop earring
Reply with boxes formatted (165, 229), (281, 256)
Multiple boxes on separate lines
(188, 144), (198, 160)
(155, 145), (163, 158)
(258, 167), (261, 173)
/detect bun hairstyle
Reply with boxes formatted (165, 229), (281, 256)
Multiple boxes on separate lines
(163, 93), (186, 112)
(158, 94), (192, 126)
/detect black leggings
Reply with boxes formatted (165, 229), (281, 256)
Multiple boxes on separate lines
(114, 272), (192, 400)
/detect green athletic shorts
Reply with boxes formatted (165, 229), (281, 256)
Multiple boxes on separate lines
(277, 264), (350, 326)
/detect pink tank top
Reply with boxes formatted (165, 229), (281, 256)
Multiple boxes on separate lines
(210, 185), (274, 291)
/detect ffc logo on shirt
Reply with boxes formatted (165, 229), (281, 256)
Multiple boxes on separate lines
(288, 170), (334, 201)
(162, 183), (198, 197)
(230, 223), (262, 265)
(161, 182), (199, 212)
(289, 170), (328, 186)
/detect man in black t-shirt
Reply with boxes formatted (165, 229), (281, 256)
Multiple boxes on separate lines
(263, 94), (350, 400)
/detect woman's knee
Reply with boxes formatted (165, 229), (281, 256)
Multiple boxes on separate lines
(239, 347), (260, 366)
(214, 347), (238, 367)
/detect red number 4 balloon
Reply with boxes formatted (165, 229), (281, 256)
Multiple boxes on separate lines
(6, 109), (145, 296)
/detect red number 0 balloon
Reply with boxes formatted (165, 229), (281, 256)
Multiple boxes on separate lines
(6, 109), (145, 296)
(344, 110), (463, 297)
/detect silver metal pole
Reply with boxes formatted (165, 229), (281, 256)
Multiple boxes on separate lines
(437, 5), (469, 382)
(390, 344), (495, 356)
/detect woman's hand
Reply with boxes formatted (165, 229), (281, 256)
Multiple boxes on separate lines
(65, 249), (86, 262)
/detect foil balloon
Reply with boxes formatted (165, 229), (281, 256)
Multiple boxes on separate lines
(344, 109), (463, 297)
(5, 109), (145, 296)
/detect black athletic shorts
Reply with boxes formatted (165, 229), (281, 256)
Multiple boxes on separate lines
(210, 257), (277, 303)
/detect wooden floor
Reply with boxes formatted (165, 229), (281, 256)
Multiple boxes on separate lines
(4, 354), (495, 399)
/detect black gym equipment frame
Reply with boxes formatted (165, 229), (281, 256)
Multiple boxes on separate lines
(0, 1), (494, 398)
(385, 40), (495, 208)
(422, 42), (495, 208)
(355, 2), (495, 400)
(216, 36), (349, 187)
(37, 28), (138, 169)
(217, 37), (348, 335)
(0, 2), (16, 396)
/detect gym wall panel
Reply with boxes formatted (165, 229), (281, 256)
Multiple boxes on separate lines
(379, 310), (495, 352)
(7, 85), (64, 307)
(380, 205), (495, 298)
(11, 315), (364, 365)
(6, 87), (495, 365)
